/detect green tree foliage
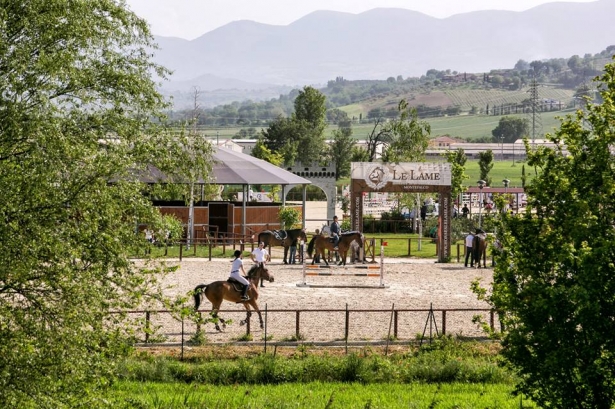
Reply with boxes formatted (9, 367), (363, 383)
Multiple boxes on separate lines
(486, 59), (615, 408)
(261, 86), (327, 165)
(329, 123), (355, 180)
(0, 2), (211, 407)
(443, 148), (469, 200)
(278, 206), (301, 229)
(491, 116), (530, 143)
(477, 150), (494, 186)
(382, 100), (431, 163)
(251, 137), (283, 166)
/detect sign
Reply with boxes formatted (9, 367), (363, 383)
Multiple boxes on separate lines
(351, 162), (451, 190)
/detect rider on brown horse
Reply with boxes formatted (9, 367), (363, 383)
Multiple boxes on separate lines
(229, 249), (250, 300)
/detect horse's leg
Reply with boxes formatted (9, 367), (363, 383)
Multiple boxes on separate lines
(338, 250), (347, 266)
(283, 246), (288, 264)
(322, 249), (329, 266)
(248, 299), (264, 329)
(210, 307), (224, 332)
(239, 303), (252, 326)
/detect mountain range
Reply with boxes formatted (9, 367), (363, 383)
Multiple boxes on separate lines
(153, 0), (615, 107)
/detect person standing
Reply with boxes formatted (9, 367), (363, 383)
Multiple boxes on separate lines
(464, 231), (475, 268)
(288, 238), (298, 264)
(229, 250), (250, 301)
(461, 204), (470, 218)
(251, 241), (270, 287)
(330, 215), (341, 251)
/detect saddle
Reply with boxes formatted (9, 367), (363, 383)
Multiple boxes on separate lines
(227, 277), (247, 292)
(272, 229), (288, 241)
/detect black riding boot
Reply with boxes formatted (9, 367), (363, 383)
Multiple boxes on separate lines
(241, 284), (250, 300)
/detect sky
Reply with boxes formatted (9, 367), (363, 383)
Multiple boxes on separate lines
(125, 0), (597, 40)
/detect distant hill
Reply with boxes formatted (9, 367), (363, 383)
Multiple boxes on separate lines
(158, 73), (292, 109)
(152, 0), (615, 92)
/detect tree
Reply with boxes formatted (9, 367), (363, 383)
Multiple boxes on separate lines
(442, 148), (468, 201)
(260, 115), (302, 165)
(382, 100), (431, 163)
(478, 150), (494, 186)
(482, 60), (615, 408)
(329, 123), (355, 180)
(261, 86), (327, 165)
(492, 116), (530, 143)
(0, 2), (211, 407)
(251, 137), (283, 166)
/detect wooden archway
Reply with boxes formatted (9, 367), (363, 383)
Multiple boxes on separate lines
(350, 162), (452, 262)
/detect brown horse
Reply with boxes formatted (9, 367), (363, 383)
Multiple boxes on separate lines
(193, 264), (274, 331)
(258, 228), (307, 264)
(472, 233), (488, 268)
(307, 231), (363, 266)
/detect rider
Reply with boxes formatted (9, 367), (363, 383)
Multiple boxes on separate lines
(229, 249), (250, 301)
(251, 241), (270, 287)
(330, 215), (341, 251)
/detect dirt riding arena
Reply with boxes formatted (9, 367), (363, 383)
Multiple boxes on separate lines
(139, 255), (496, 345)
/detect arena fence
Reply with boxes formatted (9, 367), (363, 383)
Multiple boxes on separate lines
(129, 306), (498, 346)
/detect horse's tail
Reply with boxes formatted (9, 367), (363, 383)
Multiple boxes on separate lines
(193, 283), (208, 311)
(307, 236), (317, 257)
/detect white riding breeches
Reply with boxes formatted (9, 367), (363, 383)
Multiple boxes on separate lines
(230, 270), (249, 286)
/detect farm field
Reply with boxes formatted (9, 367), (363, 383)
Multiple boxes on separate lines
(200, 107), (574, 142)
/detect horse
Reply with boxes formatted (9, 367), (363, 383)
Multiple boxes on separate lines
(193, 264), (274, 331)
(257, 228), (307, 264)
(307, 231), (363, 266)
(472, 232), (488, 268)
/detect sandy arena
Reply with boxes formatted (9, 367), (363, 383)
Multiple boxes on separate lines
(139, 253), (496, 344)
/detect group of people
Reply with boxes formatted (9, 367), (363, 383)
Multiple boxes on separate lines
(226, 216), (342, 301)
(228, 241), (270, 301)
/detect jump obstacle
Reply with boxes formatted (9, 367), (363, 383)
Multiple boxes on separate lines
(296, 242), (389, 288)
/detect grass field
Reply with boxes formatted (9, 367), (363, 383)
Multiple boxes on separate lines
(112, 381), (535, 408)
(110, 340), (538, 408)
(202, 108), (573, 142)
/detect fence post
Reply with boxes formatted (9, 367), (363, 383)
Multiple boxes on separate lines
(393, 310), (398, 339)
(407, 238), (411, 256)
(179, 243), (183, 261)
(296, 311), (301, 339)
(208, 241), (212, 261)
(442, 310), (447, 335)
(344, 304), (349, 341)
(145, 311), (150, 343)
(490, 310), (495, 332)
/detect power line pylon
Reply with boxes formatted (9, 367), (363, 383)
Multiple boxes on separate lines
(526, 75), (543, 147)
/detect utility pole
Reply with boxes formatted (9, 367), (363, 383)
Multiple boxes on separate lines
(526, 74), (543, 148)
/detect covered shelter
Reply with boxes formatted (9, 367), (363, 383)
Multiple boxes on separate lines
(209, 146), (312, 236)
(144, 146), (311, 241)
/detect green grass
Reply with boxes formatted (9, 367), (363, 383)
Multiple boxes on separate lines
(112, 381), (535, 408)
(110, 340), (537, 408)
(340, 109), (572, 141)
(191, 106), (574, 142)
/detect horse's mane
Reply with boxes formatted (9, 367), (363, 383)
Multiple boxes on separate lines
(341, 231), (361, 236)
(247, 264), (260, 277)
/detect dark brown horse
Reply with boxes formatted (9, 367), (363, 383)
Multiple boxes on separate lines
(193, 264), (274, 331)
(258, 228), (307, 264)
(472, 233), (488, 268)
(307, 231), (363, 266)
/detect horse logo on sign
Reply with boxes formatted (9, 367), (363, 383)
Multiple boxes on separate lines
(365, 165), (390, 190)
